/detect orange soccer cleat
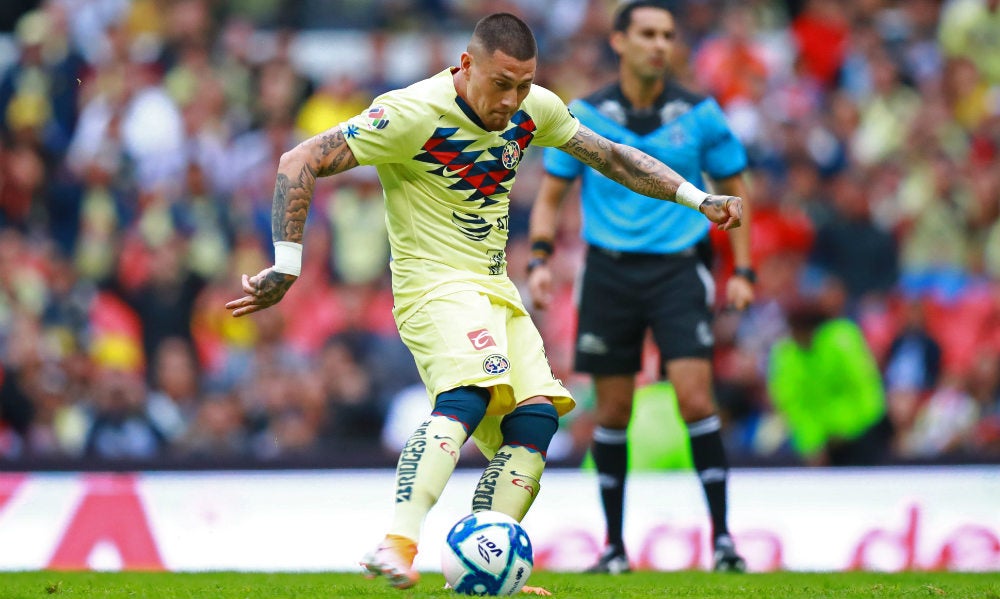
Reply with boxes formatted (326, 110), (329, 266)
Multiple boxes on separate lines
(360, 534), (419, 589)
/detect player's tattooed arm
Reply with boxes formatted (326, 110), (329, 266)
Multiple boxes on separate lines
(558, 124), (741, 229)
(272, 128), (360, 245)
(226, 128), (360, 317)
(559, 124), (684, 199)
(268, 128), (358, 281)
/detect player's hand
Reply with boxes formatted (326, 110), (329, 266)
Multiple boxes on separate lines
(726, 275), (755, 311)
(528, 263), (552, 310)
(700, 195), (742, 230)
(225, 267), (297, 317)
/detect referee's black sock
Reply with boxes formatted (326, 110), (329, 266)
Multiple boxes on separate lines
(687, 415), (731, 543)
(592, 426), (628, 554)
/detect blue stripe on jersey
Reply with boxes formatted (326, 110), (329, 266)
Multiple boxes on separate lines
(543, 93), (747, 254)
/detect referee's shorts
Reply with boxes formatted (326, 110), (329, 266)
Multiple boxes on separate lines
(574, 241), (716, 376)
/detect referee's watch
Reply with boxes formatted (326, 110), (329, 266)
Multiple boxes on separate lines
(733, 266), (757, 284)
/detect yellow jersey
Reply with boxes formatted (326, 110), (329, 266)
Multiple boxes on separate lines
(340, 68), (579, 323)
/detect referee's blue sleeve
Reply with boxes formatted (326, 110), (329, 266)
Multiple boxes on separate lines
(697, 98), (748, 180)
(543, 145), (584, 180)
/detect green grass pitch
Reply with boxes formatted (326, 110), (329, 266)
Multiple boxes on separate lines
(2, 571), (998, 599)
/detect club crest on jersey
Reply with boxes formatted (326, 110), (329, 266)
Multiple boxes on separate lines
(467, 329), (496, 350)
(366, 105), (390, 130)
(501, 140), (521, 169)
(483, 354), (510, 375)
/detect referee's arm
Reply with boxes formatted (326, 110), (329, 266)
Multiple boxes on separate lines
(714, 172), (755, 311)
(527, 173), (574, 310)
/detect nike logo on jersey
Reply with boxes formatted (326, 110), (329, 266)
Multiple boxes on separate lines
(443, 163), (473, 177)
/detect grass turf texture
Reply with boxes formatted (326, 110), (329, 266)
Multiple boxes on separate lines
(3, 571), (998, 599)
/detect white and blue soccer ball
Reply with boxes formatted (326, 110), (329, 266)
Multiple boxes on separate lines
(441, 510), (534, 596)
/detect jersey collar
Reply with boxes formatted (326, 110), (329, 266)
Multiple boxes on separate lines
(454, 94), (491, 132)
(613, 82), (670, 115)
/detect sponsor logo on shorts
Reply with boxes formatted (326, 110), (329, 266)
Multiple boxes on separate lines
(577, 332), (608, 355)
(467, 329), (496, 350)
(483, 354), (510, 375)
(696, 321), (714, 347)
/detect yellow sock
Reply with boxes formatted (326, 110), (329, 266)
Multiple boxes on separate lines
(471, 445), (544, 522)
(389, 416), (467, 541)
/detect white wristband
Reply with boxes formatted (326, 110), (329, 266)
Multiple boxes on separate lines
(273, 241), (303, 277)
(675, 181), (709, 211)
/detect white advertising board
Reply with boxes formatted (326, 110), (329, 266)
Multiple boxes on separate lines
(0, 467), (996, 572)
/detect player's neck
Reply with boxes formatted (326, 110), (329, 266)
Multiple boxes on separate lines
(451, 67), (466, 101)
(619, 72), (664, 111)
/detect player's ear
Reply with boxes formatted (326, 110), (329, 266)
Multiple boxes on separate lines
(459, 51), (473, 74)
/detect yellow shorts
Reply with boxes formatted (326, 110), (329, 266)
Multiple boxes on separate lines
(397, 290), (575, 457)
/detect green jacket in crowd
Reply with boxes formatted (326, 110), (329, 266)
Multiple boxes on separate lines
(768, 318), (887, 459)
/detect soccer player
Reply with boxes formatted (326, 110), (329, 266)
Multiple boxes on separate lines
(527, 2), (753, 574)
(225, 12), (743, 592)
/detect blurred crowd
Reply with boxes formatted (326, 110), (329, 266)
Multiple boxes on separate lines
(0, 0), (997, 467)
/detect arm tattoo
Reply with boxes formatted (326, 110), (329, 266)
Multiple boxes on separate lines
(560, 125), (683, 201)
(271, 163), (315, 243)
(614, 145), (681, 199)
(560, 126), (610, 172)
(256, 270), (295, 307)
(271, 174), (289, 242)
(315, 130), (359, 177)
(271, 128), (359, 244)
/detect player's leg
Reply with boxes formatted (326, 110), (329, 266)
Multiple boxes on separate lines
(470, 396), (559, 520)
(364, 291), (511, 589)
(468, 306), (573, 597)
(363, 386), (489, 588)
(477, 397), (561, 598)
(468, 304), (575, 520)
(652, 243), (744, 573)
(575, 247), (646, 573)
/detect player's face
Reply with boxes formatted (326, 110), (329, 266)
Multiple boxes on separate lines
(460, 49), (535, 131)
(612, 7), (676, 81)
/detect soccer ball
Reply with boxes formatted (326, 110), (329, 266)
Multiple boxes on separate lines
(441, 511), (534, 596)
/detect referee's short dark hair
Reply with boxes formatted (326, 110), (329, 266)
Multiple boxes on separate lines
(613, 1), (675, 33)
(470, 12), (537, 61)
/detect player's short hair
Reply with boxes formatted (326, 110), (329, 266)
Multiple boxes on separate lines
(469, 12), (537, 61)
(613, 1), (674, 33)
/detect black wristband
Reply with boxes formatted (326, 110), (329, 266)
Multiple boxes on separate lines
(527, 256), (548, 274)
(733, 266), (757, 284)
(530, 239), (554, 258)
